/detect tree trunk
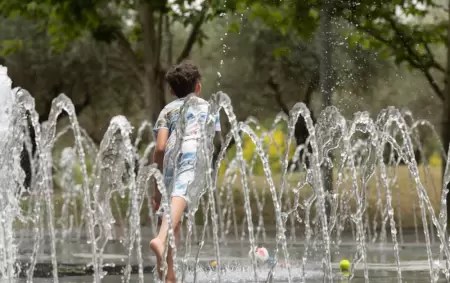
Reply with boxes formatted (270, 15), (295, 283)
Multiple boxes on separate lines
(139, 3), (166, 123)
(319, 0), (333, 217)
(143, 71), (166, 123)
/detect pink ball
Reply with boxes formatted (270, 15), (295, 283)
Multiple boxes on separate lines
(248, 247), (270, 263)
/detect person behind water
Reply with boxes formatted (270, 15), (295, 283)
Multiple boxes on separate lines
(150, 61), (221, 282)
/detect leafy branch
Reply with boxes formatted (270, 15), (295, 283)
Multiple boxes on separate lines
(343, 12), (445, 100)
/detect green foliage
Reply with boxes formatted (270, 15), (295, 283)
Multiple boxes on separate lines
(219, 126), (295, 176)
(1, 0), (104, 50)
(72, 158), (93, 186)
(240, 0), (446, 98)
(273, 46), (290, 59)
(0, 0), (237, 52)
(241, 0), (319, 39)
(340, 0), (446, 74)
(1, 39), (24, 55)
(227, 20), (240, 33)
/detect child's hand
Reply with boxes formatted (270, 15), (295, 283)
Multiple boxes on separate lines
(152, 198), (160, 211)
(153, 184), (162, 211)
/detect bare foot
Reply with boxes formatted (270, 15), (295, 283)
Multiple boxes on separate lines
(150, 238), (164, 280)
(166, 250), (177, 282)
(166, 273), (177, 283)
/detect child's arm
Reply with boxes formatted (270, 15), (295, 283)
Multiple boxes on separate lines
(152, 128), (169, 208)
(153, 128), (169, 171)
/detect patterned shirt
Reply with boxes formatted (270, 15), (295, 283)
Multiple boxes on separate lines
(153, 95), (221, 171)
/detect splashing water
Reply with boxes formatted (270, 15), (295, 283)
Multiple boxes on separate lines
(1, 66), (450, 283)
(0, 65), (19, 281)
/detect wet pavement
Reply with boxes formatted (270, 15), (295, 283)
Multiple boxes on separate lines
(7, 227), (449, 282)
(8, 270), (448, 282)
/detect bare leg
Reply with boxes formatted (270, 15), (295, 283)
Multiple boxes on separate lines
(150, 197), (186, 282)
(166, 224), (181, 282)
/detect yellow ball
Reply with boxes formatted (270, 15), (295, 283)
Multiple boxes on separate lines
(210, 260), (217, 268)
(340, 259), (350, 271)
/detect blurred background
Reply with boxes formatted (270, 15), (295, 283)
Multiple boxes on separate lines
(0, 0), (447, 172)
(4, 3), (450, 282)
(3, 1), (450, 269)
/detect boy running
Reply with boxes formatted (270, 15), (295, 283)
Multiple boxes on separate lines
(150, 61), (221, 282)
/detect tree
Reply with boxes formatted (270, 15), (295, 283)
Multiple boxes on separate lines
(237, 0), (450, 225)
(0, 0), (236, 123)
(0, 15), (146, 188)
(206, 9), (390, 170)
(337, 0), (450, 227)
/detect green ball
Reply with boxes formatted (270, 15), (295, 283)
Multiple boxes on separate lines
(340, 259), (350, 271)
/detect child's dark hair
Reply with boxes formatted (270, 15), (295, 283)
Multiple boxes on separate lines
(165, 61), (201, 98)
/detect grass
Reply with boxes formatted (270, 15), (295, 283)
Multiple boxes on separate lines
(211, 165), (443, 229)
(16, 165), (443, 232)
